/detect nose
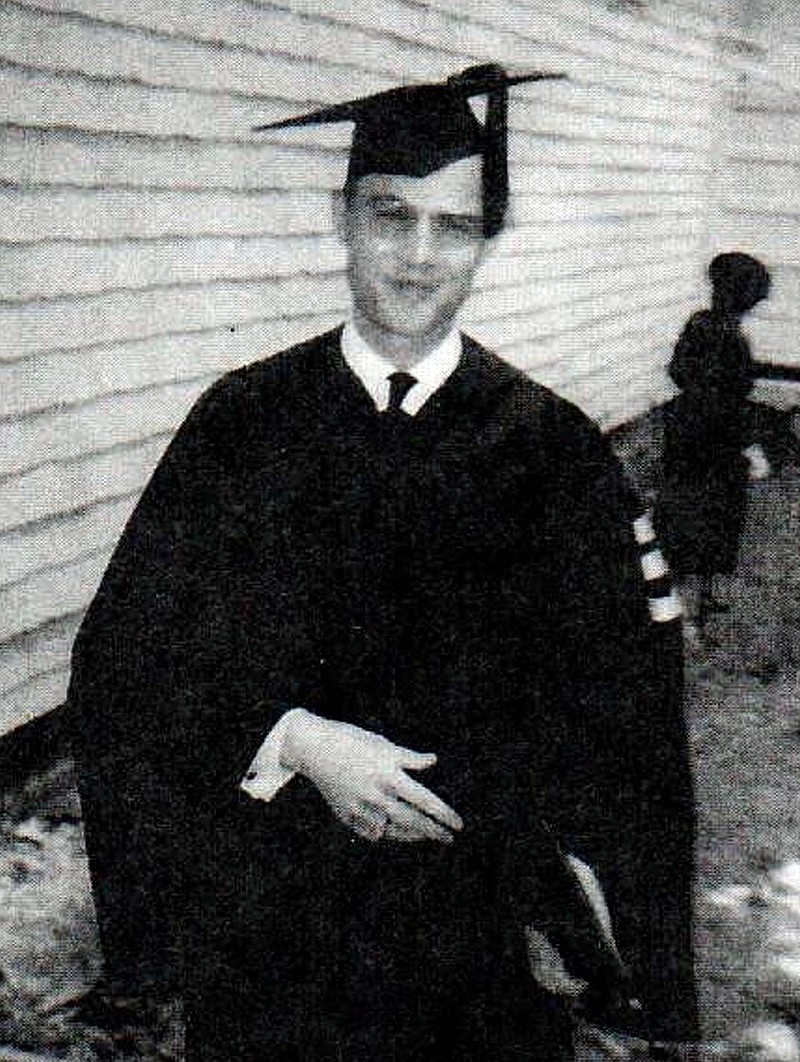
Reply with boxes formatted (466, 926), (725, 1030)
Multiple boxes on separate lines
(403, 215), (437, 267)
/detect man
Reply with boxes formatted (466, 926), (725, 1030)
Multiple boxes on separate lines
(70, 65), (698, 1060)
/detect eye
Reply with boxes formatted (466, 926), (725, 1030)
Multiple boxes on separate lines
(364, 197), (415, 231)
(372, 201), (407, 219)
(437, 214), (483, 240)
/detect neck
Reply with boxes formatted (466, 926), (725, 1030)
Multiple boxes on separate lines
(711, 296), (742, 322)
(353, 310), (453, 370)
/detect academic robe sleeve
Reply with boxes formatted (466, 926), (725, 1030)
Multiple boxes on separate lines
(532, 412), (699, 1043)
(69, 374), (321, 999)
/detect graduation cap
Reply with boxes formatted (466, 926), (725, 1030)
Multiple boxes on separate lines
(255, 64), (566, 237)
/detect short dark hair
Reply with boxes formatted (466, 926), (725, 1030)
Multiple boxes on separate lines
(709, 251), (771, 310)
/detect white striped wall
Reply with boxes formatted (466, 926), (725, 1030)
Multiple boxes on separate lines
(0, 0), (794, 732)
(705, 5), (800, 409)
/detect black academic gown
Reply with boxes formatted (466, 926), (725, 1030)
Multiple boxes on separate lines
(69, 328), (698, 1060)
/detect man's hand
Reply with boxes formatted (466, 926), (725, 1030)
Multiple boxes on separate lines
(280, 711), (463, 844)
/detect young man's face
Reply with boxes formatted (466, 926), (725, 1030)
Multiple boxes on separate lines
(338, 156), (491, 358)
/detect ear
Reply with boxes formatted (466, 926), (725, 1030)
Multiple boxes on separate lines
(331, 189), (349, 242)
(476, 232), (496, 269)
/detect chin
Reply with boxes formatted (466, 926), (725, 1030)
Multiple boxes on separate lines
(358, 285), (463, 347)
(387, 316), (442, 338)
(379, 303), (457, 339)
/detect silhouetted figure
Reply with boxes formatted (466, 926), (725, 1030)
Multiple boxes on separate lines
(656, 251), (771, 636)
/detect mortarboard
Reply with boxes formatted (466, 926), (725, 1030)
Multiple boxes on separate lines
(255, 64), (566, 238)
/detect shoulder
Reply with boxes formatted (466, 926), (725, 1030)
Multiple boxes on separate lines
(203, 326), (342, 412)
(461, 332), (600, 436)
(685, 308), (714, 328)
(170, 327), (342, 453)
(461, 332), (620, 484)
(677, 308), (721, 345)
(462, 333), (609, 443)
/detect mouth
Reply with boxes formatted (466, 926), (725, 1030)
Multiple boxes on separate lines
(387, 277), (439, 296)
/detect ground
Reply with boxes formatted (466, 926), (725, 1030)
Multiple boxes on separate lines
(2, 464), (800, 1060)
(689, 465), (800, 1056)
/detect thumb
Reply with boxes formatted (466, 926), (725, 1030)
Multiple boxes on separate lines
(398, 749), (437, 771)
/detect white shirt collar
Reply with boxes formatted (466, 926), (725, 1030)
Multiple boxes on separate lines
(340, 321), (462, 415)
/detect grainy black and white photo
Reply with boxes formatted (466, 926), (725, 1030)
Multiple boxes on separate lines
(2, 2), (800, 1060)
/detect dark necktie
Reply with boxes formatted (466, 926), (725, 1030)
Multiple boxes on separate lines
(386, 371), (417, 416)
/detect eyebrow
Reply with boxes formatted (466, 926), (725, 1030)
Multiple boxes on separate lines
(360, 192), (482, 221)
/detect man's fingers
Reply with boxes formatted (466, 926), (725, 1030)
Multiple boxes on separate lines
(383, 821), (426, 843)
(349, 803), (387, 842)
(341, 797), (454, 845)
(391, 774), (463, 832)
(315, 733), (461, 841)
(382, 796), (454, 844)
(397, 749), (437, 771)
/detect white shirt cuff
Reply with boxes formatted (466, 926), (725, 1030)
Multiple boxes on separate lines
(240, 707), (307, 802)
